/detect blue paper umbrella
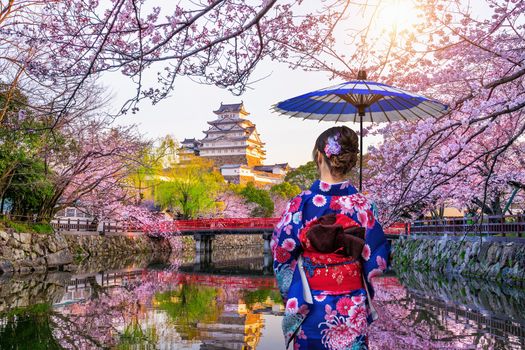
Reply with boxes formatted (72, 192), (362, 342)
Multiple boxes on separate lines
(272, 71), (449, 190)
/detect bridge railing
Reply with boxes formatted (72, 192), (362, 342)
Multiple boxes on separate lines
(50, 217), (280, 233)
(175, 218), (280, 231)
(384, 222), (410, 236)
(50, 217), (413, 236)
(51, 218), (143, 233)
(410, 215), (525, 237)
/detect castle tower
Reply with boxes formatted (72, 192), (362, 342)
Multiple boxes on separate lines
(199, 102), (266, 167)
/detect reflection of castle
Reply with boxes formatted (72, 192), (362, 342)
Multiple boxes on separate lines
(181, 102), (289, 188)
(195, 307), (264, 350)
(144, 277), (282, 350)
(192, 284), (283, 350)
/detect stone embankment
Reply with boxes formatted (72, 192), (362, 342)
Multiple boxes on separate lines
(182, 234), (263, 252)
(0, 251), (173, 314)
(393, 236), (525, 285)
(0, 230), (171, 275)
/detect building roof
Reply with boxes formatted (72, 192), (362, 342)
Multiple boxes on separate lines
(253, 163), (289, 173)
(274, 163), (290, 169)
(207, 118), (255, 128)
(181, 138), (202, 146)
(202, 135), (250, 142)
(213, 102), (250, 115)
(220, 164), (250, 169)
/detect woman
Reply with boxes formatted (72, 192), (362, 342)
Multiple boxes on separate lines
(272, 126), (389, 350)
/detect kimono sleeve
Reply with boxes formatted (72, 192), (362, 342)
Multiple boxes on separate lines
(271, 195), (304, 302)
(360, 205), (390, 299)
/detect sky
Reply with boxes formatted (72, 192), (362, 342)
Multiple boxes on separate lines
(103, 58), (384, 168)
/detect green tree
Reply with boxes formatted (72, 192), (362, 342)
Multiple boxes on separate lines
(0, 84), (58, 220)
(284, 161), (318, 190)
(236, 182), (274, 217)
(155, 157), (224, 219)
(1, 158), (54, 217)
(128, 135), (179, 204)
(270, 181), (301, 199)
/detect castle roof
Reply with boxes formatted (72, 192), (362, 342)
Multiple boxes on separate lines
(213, 102), (250, 115)
(254, 163), (289, 172)
(207, 117), (253, 126)
(201, 133), (265, 146)
(181, 138), (202, 145)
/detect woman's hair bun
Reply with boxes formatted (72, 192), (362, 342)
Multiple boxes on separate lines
(312, 126), (359, 177)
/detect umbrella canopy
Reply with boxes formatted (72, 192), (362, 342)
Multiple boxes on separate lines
(272, 80), (448, 122)
(272, 71), (449, 191)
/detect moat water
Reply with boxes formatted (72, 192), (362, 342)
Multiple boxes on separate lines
(0, 248), (524, 349)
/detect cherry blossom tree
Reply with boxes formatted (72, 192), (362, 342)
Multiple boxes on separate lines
(214, 191), (254, 218)
(275, 0), (525, 223)
(0, 0), (341, 118)
(42, 117), (146, 220)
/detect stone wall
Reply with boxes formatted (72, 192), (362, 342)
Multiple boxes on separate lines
(0, 230), (171, 275)
(63, 233), (171, 258)
(0, 231), (72, 274)
(181, 234), (264, 252)
(0, 272), (69, 314)
(203, 154), (249, 167)
(393, 236), (525, 285)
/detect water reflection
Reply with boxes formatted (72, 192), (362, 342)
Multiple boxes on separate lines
(0, 251), (523, 349)
(370, 271), (525, 350)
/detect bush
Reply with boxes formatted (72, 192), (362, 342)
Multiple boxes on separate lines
(0, 217), (53, 234)
(31, 224), (54, 234)
(238, 182), (274, 217)
(270, 182), (301, 199)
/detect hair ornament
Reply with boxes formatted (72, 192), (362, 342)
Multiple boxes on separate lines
(324, 133), (342, 158)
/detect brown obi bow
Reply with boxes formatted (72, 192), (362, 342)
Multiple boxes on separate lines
(306, 214), (365, 259)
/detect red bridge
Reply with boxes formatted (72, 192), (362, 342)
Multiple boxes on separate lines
(53, 217), (409, 236)
(52, 216), (408, 255)
(175, 218), (408, 236)
(175, 218), (280, 235)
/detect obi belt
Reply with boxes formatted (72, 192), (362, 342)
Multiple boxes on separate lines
(299, 213), (366, 294)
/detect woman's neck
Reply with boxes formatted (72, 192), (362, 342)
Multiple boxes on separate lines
(319, 172), (347, 184)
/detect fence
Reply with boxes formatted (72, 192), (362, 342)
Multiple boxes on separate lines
(384, 222), (410, 235)
(51, 218), (143, 233)
(410, 215), (525, 237)
(50, 217), (280, 233)
(0, 213), (48, 223)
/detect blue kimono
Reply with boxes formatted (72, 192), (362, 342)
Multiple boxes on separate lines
(272, 180), (390, 350)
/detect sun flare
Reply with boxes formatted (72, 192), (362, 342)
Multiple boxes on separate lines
(376, 0), (420, 32)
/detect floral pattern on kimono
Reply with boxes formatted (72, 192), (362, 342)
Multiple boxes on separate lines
(272, 180), (390, 349)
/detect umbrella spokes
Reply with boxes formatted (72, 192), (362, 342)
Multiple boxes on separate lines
(337, 71), (386, 117)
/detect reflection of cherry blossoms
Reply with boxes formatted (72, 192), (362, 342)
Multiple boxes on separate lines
(369, 277), (486, 350)
(51, 270), (180, 349)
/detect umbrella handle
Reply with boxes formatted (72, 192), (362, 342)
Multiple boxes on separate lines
(359, 117), (363, 192)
